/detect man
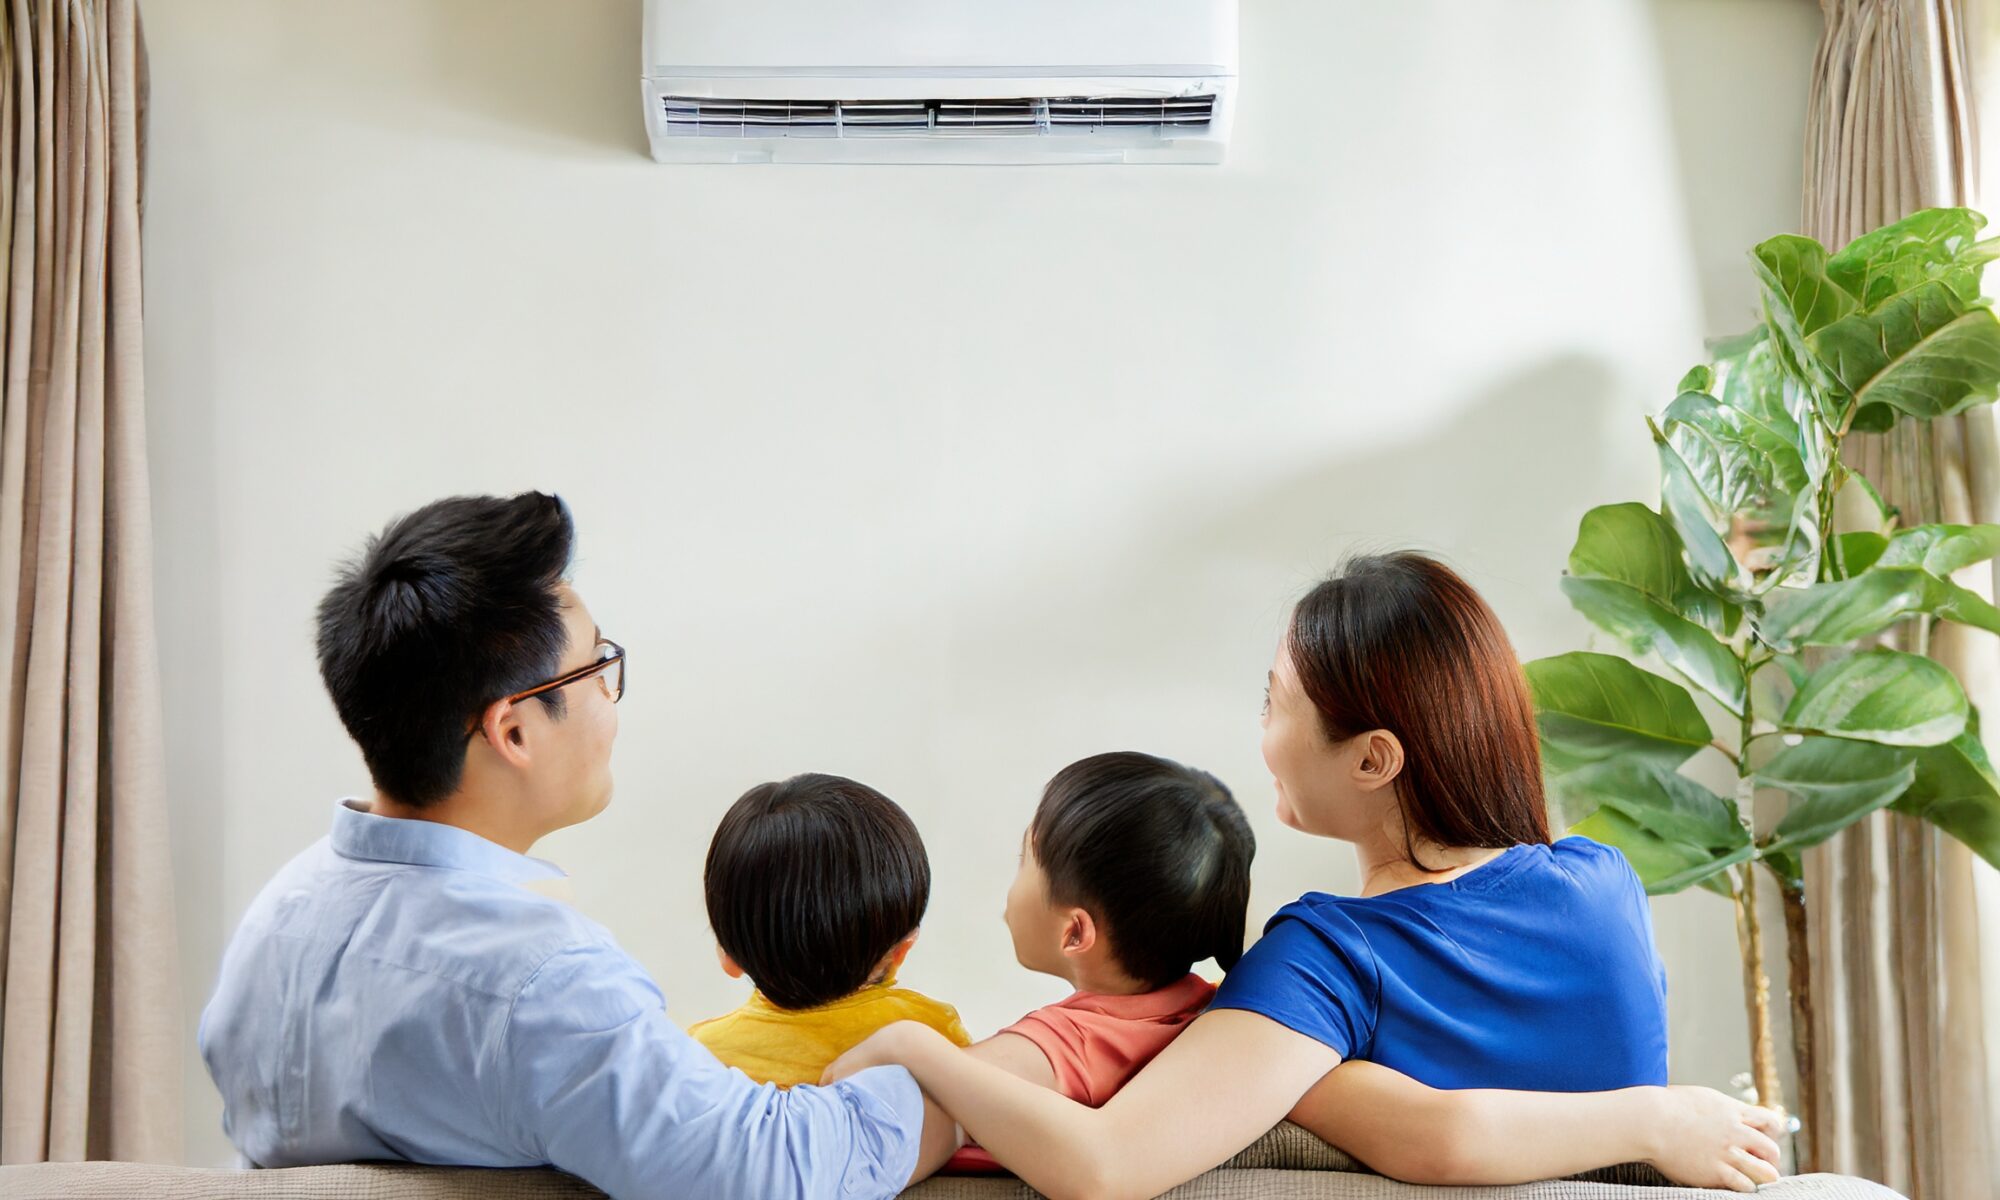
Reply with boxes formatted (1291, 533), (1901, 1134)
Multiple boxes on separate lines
(200, 492), (947, 1199)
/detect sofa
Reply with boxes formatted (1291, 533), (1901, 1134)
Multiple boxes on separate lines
(0, 1123), (1905, 1199)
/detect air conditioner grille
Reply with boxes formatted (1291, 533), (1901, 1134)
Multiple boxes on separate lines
(660, 94), (1215, 137)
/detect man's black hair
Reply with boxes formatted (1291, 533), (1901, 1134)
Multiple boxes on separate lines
(1032, 751), (1254, 990)
(316, 492), (575, 809)
(704, 774), (930, 1011)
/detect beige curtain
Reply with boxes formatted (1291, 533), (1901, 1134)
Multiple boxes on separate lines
(1800, 2), (2000, 1196)
(0, 0), (177, 1164)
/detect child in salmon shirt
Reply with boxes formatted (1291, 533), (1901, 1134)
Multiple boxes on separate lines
(689, 773), (971, 1086)
(946, 751), (1254, 1172)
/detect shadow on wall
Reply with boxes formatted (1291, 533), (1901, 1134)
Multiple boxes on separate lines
(945, 355), (1633, 700)
(1643, 0), (1821, 332)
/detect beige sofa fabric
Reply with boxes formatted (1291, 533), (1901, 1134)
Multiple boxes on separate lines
(0, 1124), (1909, 1199)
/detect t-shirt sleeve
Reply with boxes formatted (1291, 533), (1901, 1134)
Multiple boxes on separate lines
(926, 1002), (975, 1049)
(1207, 905), (1379, 1060)
(995, 1005), (1094, 1104)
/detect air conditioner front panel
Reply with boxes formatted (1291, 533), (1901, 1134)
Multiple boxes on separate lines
(639, 1), (1237, 164)
(642, 78), (1231, 164)
(644, 0), (1235, 75)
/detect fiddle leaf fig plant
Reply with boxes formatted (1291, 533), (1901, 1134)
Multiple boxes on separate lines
(1527, 207), (2000, 1125)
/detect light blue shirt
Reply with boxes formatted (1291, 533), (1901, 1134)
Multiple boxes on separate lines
(199, 800), (925, 1200)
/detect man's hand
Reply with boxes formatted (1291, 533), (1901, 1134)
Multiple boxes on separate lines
(1644, 1086), (1786, 1192)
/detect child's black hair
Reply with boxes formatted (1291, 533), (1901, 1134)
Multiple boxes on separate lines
(703, 773), (930, 1011)
(1031, 752), (1254, 990)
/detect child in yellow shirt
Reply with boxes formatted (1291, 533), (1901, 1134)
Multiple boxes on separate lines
(689, 772), (970, 1086)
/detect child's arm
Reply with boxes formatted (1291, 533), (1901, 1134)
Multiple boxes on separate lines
(1287, 1060), (1786, 1189)
(961, 1032), (1058, 1091)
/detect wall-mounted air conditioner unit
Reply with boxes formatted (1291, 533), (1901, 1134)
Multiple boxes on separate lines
(641, 0), (1237, 165)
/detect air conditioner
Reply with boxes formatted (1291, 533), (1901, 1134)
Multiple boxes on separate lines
(641, 0), (1237, 165)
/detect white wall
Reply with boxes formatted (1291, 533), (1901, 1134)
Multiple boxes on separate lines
(143, 0), (1825, 1168)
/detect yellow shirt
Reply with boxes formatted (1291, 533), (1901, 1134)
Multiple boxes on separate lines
(689, 977), (972, 1088)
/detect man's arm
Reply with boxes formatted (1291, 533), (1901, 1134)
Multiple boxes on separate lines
(499, 945), (939, 1200)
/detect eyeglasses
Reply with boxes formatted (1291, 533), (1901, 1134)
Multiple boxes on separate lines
(469, 639), (626, 735)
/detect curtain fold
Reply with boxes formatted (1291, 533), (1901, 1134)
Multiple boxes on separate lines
(1800, 2), (2000, 1195)
(0, 0), (176, 1164)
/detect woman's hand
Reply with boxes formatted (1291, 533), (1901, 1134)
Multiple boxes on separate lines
(822, 1021), (938, 1085)
(1644, 1086), (1785, 1192)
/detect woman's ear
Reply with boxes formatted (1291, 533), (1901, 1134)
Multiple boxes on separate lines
(1058, 908), (1099, 958)
(715, 945), (745, 980)
(1354, 729), (1406, 792)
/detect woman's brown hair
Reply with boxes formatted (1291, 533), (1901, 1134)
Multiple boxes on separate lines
(1288, 551), (1550, 862)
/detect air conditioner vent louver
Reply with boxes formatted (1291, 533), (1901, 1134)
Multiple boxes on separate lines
(660, 94), (1217, 138)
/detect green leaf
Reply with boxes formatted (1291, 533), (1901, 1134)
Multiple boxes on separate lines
(1810, 281), (2000, 419)
(1526, 652), (1715, 775)
(1571, 806), (1747, 896)
(1756, 566), (2000, 650)
(1873, 523), (2000, 576)
(1566, 503), (1737, 634)
(1712, 329), (1801, 444)
(1761, 849), (1805, 891)
(1894, 731), (2000, 870)
(1661, 392), (1810, 515)
(1825, 208), (1992, 308)
(1832, 531), (1890, 577)
(1652, 418), (1747, 594)
(1756, 736), (1916, 852)
(1755, 234), (1860, 337)
(1783, 648), (1970, 746)
(1677, 364), (1715, 394)
(1556, 758), (1746, 849)
(1560, 577), (1747, 713)
(1850, 403), (1898, 433)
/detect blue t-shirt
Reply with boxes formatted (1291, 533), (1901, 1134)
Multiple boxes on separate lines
(1210, 836), (1668, 1092)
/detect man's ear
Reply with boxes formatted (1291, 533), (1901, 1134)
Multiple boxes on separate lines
(1058, 908), (1099, 958)
(474, 698), (533, 770)
(716, 945), (745, 980)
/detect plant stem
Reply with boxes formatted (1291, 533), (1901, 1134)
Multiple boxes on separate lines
(1734, 860), (1784, 1112)
(1781, 875), (1817, 1170)
(1734, 648), (1785, 1114)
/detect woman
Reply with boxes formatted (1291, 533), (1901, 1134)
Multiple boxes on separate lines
(829, 552), (1785, 1198)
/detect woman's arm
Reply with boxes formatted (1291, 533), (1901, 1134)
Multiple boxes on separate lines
(962, 1031), (1058, 1090)
(829, 1008), (1341, 1200)
(1289, 1061), (1783, 1192)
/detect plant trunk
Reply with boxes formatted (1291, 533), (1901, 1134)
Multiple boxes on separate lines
(1734, 865), (1785, 1113)
(1781, 878), (1817, 1171)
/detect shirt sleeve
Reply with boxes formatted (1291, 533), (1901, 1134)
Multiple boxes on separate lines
(498, 943), (924, 1200)
(1207, 905), (1379, 1060)
(928, 1003), (975, 1049)
(996, 1006), (1091, 1103)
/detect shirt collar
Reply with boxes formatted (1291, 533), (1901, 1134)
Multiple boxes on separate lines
(330, 798), (568, 886)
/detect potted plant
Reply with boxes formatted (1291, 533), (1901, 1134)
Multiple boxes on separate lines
(1526, 208), (2000, 1146)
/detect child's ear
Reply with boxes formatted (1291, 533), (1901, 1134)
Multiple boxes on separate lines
(1059, 908), (1098, 958)
(716, 945), (745, 980)
(882, 930), (919, 973)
